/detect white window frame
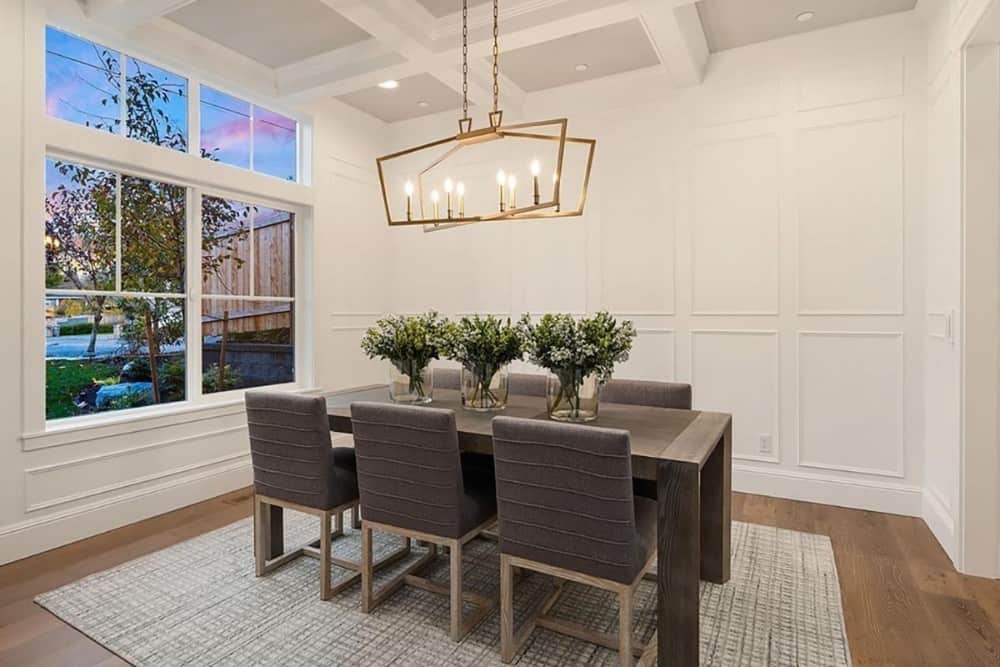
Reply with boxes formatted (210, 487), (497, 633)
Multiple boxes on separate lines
(22, 9), (316, 442)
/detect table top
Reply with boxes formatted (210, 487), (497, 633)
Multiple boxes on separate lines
(327, 386), (731, 480)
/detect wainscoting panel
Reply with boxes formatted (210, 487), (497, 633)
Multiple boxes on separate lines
(796, 55), (905, 111)
(695, 78), (781, 128)
(796, 116), (905, 314)
(615, 328), (676, 382)
(797, 332), (905, 477)
(691, 331), (780, 464)
(691, 134), (780, 315)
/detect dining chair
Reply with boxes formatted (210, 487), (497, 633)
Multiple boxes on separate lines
(491, 416), (656, 666)
(432, 366), (461, 390)
(247, 391), (393, 600)
(350, 401), (498, 641)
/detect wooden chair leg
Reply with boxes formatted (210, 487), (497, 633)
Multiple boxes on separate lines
(361, 523), (374, 613)
(253, 496), (268, 577)
(320, 511), (332, 600)
(618, 587), (633, 667)
(500, 554), (515, 663)
(352, 505), (361, 530)
(449, 539), (463, 642)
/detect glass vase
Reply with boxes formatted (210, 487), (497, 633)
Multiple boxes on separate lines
(460, 364), (509, 412)
(546, 369), (601, 422)
(388, 361), (433, 404)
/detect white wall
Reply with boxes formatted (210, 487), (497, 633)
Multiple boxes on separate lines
(0, 0), (389, 565)
(379, 12), (930, 517)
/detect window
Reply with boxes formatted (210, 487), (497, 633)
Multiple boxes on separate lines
(201, 198), (295, 394)
(200, 85), (298, 181)
(45, 162), (298, 420)
(45, 27), (190, 152)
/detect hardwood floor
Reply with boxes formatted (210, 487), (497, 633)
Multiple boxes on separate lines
(1, 490), (998, 666)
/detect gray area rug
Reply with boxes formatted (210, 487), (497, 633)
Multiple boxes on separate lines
(36, 513), (851, 666)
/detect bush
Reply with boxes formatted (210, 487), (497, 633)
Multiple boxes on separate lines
(203, 363), (241, 394)
(58, 322), (114, 336)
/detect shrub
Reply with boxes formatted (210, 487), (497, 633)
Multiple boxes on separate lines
(203, 363), (241, 393)
(58, 322), (114, 336)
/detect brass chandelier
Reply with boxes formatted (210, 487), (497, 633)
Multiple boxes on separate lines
(375, 0), (595, 231)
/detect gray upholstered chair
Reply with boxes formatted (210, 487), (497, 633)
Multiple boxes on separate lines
(246, 391), (374, 600)
(350, 401), (498, 641)
(432, 366), (461, 390)
(604, 378), (692, 500)
(603, 378), (692, 410)
(492, 416), (656, 665)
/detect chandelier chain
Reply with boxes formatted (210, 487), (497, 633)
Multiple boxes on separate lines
(462, 0), (469, 121)
(492, 0), (499, 113)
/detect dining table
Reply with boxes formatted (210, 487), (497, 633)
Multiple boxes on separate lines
(268, 385), (731, 666)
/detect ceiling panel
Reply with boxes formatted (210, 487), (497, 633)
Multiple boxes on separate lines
(697, 0), (918, 52)
(417, 0), (491, 18)
(336, 73), (464, 123)
(167, 0), (371, 68)
(498, 19), (660, 93)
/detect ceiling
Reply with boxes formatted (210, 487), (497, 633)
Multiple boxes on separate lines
(497, 19), (660, 93)
(696, 0), (919, 52)
(417, 0), (491, 19)
(336, 73), (464, 123)
(167, 0), (371, 68)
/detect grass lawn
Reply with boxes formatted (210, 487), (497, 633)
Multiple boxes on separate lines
(46, 359), (119, 420)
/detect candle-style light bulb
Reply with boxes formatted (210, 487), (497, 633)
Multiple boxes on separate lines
(530, 159), (541, 205)
(456, 181), (466, 217)
(508, 174), (518, 209)
(431, 189), (440, 219)
(497, 169), (507, 212)
(404, 180), (414, 220)
(552, 171), (560, 212)
(444, 178), (454, 218)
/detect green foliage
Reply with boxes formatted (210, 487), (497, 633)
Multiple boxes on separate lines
(202, 363), (241, 394)
(103, 390), (152, 412)
(229, 327), (291, 344)
(57, 322), (114, 336)
(519, 312), (636, 383)
(361, 312), (447, 373)
(45, 360), (118, 420)
(441, 315), (522, 371)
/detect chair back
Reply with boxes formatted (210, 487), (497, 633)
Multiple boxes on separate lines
(491, 416), (641, 583)
(432, 367), (461, 390)
(350, 402), (465, 538)
(245, 391), (334, 509)
(509, 372), (547, 397)
(603, 379), (691, 409)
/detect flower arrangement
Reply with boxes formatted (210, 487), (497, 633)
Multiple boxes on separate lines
(441, 315), (523, 411)
(361, 312), (447, 403)
(520, 312), (637, 421)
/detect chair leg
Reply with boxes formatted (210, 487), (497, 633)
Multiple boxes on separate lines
(449, 539), (463, 642)
(253, 496), (268, 577)
(361, 523), (374, 613)
(352, 505), (361, 530)
(333, 509), (344, 538)
(320, 511), (332, 600)
(618, 587), (633, 667)
(500, 554), (515, 663)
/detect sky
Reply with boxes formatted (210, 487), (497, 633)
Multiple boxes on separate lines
(45, 26), (297, 182)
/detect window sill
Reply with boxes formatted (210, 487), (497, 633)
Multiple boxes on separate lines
(22, 385), (321, 452)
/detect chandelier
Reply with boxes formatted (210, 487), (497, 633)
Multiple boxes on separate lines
(375, 0), (596, 231)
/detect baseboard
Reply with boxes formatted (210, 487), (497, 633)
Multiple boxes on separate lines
(921, 486), (959, 566)
(0, 458), (252, 566)
(734, 464), (923, 517)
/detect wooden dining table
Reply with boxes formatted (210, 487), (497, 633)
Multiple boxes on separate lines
(303, 385), (731, 666)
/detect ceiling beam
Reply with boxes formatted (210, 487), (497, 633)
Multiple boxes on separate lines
(637, 0), (708, 87)
(84, 0), (198, 32)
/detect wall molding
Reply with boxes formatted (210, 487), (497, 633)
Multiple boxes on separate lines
(795, 331), (906, 479)
(734, 464), (922, 517)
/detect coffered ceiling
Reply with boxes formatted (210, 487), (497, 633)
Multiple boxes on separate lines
(79, 0), (923, 124)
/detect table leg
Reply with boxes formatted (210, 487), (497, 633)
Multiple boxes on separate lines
(657, 459), (700, 667)
(269, 505), (284, 559)
(700, 423), (731, 584)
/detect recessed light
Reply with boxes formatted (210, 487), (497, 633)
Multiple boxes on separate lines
(575, 63), (589, 72)
(796, 11), (815, 22)
(417, 100), (430, 108)
(378, 80), (399, 89)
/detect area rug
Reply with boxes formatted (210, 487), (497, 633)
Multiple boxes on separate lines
(36, 514), (851, 666)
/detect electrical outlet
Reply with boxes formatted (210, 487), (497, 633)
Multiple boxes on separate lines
(759, 434), (773, 455)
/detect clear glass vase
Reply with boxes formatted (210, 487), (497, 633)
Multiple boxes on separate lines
(546, 369), (601, 422)
(388, 361), (433, 404)
(460, 364), (509, 412)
